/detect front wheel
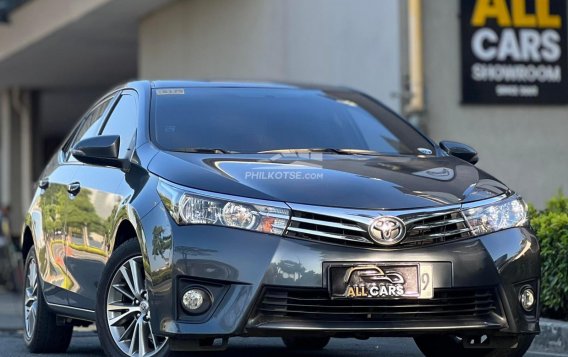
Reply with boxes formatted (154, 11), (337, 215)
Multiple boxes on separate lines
(414, 334), (535, 357)
(282, 336), (331, 350)
(23, 247), (73, 353)
(96, 239), (169, 357)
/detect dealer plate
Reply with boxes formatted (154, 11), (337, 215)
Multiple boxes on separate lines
(328, 263), (433, 299)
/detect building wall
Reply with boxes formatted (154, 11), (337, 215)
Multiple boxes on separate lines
(422, 0), (568, 208)
(139, 0), (403, 111)
(141, 0), (565, 208)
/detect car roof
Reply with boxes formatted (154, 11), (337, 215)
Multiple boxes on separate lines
(125, 80), (355, 93)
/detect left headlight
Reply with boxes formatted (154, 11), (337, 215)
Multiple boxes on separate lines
(157, 179), (290, 235)
(463, 195), (528, 236)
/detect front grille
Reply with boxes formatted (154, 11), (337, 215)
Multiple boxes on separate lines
(254, 287), (499, 323)
(286, 211), (371, 245)
(284, 208), (472, 248)
(401, 211), (472, 247)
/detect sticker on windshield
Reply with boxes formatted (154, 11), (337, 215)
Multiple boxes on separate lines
(156, 88), (185, 95)
(417, 148), (433, 155)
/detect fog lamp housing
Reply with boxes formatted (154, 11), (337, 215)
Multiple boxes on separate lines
(181, 288), (212, 314)
(520, 287), (536, 312)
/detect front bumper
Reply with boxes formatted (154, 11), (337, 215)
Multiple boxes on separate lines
(141, 205), (540, 339)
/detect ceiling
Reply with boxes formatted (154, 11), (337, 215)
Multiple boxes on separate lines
(0, 0), (172, 89)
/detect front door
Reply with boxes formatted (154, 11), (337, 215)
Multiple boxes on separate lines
(64, 90), (139, 310)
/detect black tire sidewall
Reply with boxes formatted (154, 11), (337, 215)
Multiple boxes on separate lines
(23, 248), (73, 352)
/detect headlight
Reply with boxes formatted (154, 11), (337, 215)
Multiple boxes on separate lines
(157, 180), (290, 235)
(463, 195), (528, 236)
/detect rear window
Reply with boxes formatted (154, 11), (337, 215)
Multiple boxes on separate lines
(150, 87), (433, 155)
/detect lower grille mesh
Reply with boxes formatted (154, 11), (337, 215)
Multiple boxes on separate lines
(255, 287), (499, 322)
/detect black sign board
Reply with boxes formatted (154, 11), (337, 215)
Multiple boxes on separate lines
(461, 0), (568, 104)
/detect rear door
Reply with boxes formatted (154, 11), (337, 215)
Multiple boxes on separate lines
(65, 90), (139, 310)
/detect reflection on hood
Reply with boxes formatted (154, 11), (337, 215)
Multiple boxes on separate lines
(149, 152), (509, 210)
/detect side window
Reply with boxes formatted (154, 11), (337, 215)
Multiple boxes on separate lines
(100, 93), (138, 158)
(66, 97), (113, 161)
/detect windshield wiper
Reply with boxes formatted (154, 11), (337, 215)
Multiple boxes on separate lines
(259, 148), (382, 156)
(169, 147), (237, 154)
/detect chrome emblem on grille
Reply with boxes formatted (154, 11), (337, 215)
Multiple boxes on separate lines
(368, 216), (406, 245)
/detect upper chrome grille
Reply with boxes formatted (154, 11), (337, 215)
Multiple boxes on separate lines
(286, 211), (371, 245)
(401, 210), (472, 247)
(284, 203), (473, 248)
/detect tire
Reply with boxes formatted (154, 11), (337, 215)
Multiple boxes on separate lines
(282, 336), (331, 350)
(23, 247), (73, 353)
(414, 334), (535, 357)
(96, 239), (170, 357)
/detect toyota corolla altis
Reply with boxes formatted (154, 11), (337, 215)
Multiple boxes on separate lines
(21, 81), (539, 356)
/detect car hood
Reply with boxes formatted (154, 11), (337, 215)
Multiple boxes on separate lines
(148, 152), (509, 210)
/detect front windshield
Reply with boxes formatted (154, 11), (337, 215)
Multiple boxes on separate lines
(150, 87), (433, 155)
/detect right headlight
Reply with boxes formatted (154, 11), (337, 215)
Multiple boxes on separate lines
(463, 195), (528, 236)
(157, 179), (291, 235)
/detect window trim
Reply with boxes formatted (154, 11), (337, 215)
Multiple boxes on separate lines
(62, 91), (120, 162)
(97, 90), (139, 159)
(97, 90), (138, 135)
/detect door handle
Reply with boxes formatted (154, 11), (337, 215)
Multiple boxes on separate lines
(38, 178), (49, 190)
(67, 182), (81, 195)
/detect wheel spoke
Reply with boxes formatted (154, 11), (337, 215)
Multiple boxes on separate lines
(128, 319), (139, 356)
(108, 308), (138, 327)
(119, 266), (138, 299)
(28, 302), (37, 334)
(129, 259), (143, 296)
(119, 318), (137, 342)
(148, 321), (158, 349)
(25, 288), (36, 307)
(138, 319), (149, 356)
(113, 283), (135, 301)
(107, 301), (139, 312)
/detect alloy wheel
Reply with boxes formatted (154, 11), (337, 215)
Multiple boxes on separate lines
(106, 256), (167, 357)
(24, 258), (38, 338)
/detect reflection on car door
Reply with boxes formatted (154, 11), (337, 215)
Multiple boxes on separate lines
(65, 91), (139, 310)
(36, 154), (78, 306)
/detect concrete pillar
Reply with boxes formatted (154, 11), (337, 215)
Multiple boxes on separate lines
(0, 90), (11, 208)
(20, 91), (32, 210)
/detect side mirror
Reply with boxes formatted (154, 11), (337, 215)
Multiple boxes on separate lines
(439, 140), (479, 165)
(71, 135), (130, 170)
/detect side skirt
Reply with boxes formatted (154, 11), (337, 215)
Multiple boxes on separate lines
(46, 302), (96, 322)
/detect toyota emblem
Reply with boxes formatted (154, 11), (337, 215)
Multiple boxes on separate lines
(368, 216), (406, 246)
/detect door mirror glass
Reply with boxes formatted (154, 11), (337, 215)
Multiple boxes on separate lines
(71, 135), (127, 169)
(439, 140), (479, 165)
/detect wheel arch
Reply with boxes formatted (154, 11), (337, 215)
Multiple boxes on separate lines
(109, 208), (151, 271)
(112, 219), (138, 253)
(21, 225), (34, 260)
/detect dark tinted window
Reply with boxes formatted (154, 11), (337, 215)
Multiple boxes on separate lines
(151, 88), (433, 155)
(67, 97), (113, 161)
(100, 93), (138, 158)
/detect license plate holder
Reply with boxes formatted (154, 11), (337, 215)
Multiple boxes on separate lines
(328, 263), (433, 299)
